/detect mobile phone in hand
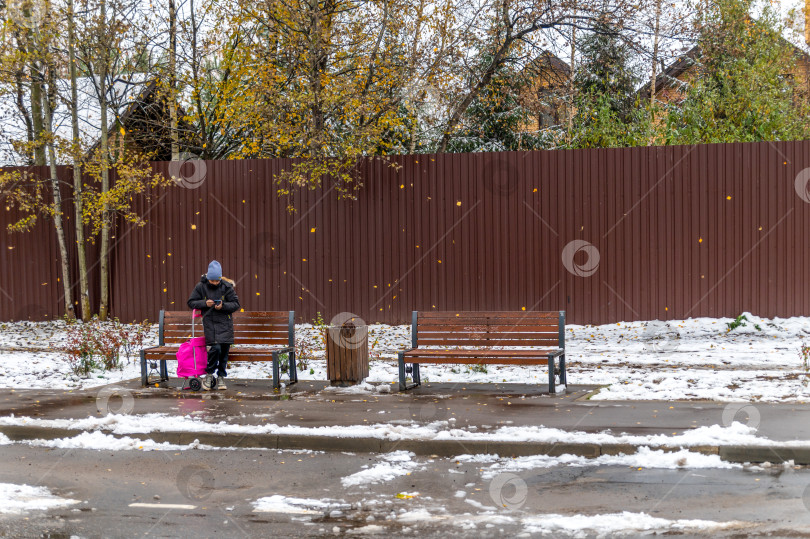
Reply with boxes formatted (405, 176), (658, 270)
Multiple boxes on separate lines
(214, 299), (222, 305)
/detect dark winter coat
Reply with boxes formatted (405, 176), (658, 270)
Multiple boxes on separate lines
(187, 275), (241, 344)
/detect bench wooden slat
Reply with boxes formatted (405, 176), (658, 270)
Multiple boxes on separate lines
(211, 355), (290, 362)
(416, 332), (560, 340)
(417, 320), (558, 328)
(162, 332), (289, 338)
(415, 321), (556, 328)
(404, 348), (561, 357)
(163, 311), (289, 320)
(418, 311), (559, 319)
(144, 353), (289, 363)
(161, 335), (289, 342)
(159, 338), (291, 346)
(416, 330), (560, 337)
(400, 356), (552, 366)
(145, 346), (289, 355)
(162, 324), (289, 331)
(144, 343), (293, 350)
(162, 329), (289, 338)
(163, 320), (288, 326)
(417, 324), (559, 332)
(163, 318), (289, 324)
(417, 315), (559, 321)
(233, 312), (291, 319)
(159, 340), (290, 346)
(416, 339), (561, 347)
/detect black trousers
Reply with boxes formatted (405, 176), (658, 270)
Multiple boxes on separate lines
(206, 343), (231, 377)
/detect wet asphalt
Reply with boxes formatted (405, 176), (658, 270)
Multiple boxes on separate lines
(3, 380), (810, 536)
(2, 379), (810, 441)
(2, 441), (810, 537)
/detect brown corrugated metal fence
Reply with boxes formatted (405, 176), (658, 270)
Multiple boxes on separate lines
(2, 140), (809, 325)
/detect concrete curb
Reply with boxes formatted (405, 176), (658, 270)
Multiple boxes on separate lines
(2, 425), (807, 464)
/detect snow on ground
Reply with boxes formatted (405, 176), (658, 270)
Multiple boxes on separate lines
(252, 495), (350, 515)
(0, 318), (158, 389)
(392, 509), (745, 536)
(1, 312), (810, 402)
(0, 483), (79, 515)
(0, 413), (800, 448)
(456, 446), (739, 478)
(341, 451), (421, 487)
(251, 479), (750, 535)
(26, 431), (210, 451)
(518, 511), (746, 536)
(0, 426), (750, 473)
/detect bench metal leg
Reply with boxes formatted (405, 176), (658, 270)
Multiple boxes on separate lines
(288, 350), (298, 384)
(159, 360), (168, 381)
(140, 350), (148, 387)
(559, 354), (567, 386)
(398, 354), (420, 391)
(548, 355), (556, 394)
(398, 352), (407, 391)
(272, 351), (280, 390)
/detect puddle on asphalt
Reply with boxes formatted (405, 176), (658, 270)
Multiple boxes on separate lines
(134, 385), (301, 401)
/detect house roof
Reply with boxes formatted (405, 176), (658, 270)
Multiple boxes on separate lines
(637, 46), (700, 100)
(638, 38), (810, 100)
(524, 51), (571, 85)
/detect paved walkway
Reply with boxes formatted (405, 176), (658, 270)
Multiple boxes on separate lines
(2, 379), (810, 462)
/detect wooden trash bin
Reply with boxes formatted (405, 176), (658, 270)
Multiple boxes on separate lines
(325, 321), (369, 385)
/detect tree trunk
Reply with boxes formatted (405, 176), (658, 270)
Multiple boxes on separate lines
(68, 0), (91, 320)
(649, 0), (662, 139)
(29, 62), (45, 165)
(38, 69), (75, 320)
(567, 22), (576, 143)
(168, 0), (179, 160)
(98, 0), (111, 321)
(13, 68), (34, 162)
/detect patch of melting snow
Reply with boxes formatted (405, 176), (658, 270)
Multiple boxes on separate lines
(455, 446), (737, 478)
(520, 511), (746, 536)
(252, 495), (349, 515)
(3, 430), (326, 452)
(322, 382), (384, 395)
(346, 524), (387, 535)
(26, 431), (210, 451)
(342, 451), (420, 487)
(0, 483), (79, 514)
(395, 509), (744, 536)
(464, 498), (497, 511)
(0, 413), (799, 450)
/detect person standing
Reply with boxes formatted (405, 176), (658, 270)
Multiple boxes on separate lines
(187, 260), (241, 390)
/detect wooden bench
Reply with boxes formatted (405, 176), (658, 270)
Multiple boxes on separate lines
(397, 311), (567, 393)
(140, 310), (298, 389)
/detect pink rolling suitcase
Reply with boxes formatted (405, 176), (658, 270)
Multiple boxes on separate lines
(176, 309), (215, 390)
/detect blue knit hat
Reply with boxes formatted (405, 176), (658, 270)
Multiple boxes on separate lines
(206, 260), (222, 281)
